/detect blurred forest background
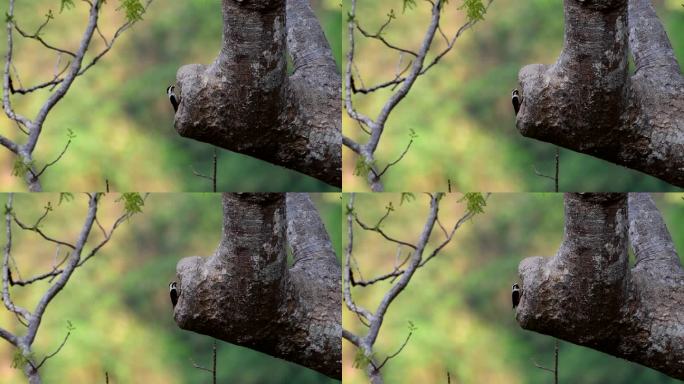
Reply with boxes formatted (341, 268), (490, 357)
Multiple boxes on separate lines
(0, 192), (342, 383)
(0, 0), (341, 192)
(342, 193), (684, 383)
(342, 0), (684, 192)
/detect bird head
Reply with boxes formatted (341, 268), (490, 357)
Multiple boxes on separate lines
(512, 283), (520, 290)
(512, 89), (519, 97)
(169, 281), (177, 291)
(166, 85), (175, 96)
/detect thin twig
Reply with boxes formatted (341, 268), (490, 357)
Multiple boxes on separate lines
(344, 0), (493, 189)
(35, 329), (72, 370)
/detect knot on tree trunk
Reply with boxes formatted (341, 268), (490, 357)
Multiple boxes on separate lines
(517, 193), (684, 380)
(172, 0), (342, 187)
(516, 0), (684, 187)
(173, 193), (341, 379)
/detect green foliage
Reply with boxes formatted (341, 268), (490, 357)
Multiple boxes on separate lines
(1, 1), (340, 192)
(59, 193), (74, 205)
(458, 192), (486, 215)
(345, 202), (355, 215)
(353, 349), (373, 370)
(11, 350), (35, 370)
(116, 193), (144, 215)
(344, 194), (683, 383)
(458, 0), (486, 21)
(354, 158), (375, 178)
(407, 320), (417, 332)
(66, 320), (76, 331)
(400, 193), (415, 205)
(117, 0), (145, 22)
(43, 201), (53, 214)
(0, 193), (340, 383)
(60, 0), (75, 12)
(402, 0), (416, 13)
(11, 158), (33, 178)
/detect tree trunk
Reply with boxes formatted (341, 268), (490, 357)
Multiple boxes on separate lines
(173, 0), (341, 187)
(516, 0), (684, 187)
(517, 193), (684, 379)
(173, 193), (341, 379)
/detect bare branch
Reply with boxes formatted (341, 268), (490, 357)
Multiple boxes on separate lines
(344, 0), (492, 189)
(354, 214), (417, 250)
(33, 135), (73, 178)
(345, 193), (483, 382)
(343, 194), (375, 323)
(24, 194), (99, 345)
(343, 328), (362, 347)
(373, 327), (414, 373)
(14, 22), (77, 58)
(35, 328), (72, 370)
(2, 194), (32, 322)
(12, 214), (77, 250)
(0, 326), (18, 346)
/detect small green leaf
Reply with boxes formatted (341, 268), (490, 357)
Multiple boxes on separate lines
(11, 350), (34, 370)
(353, 349), (373, 370)
(385, 201), (394, 212)
(11, 158), (33, 178)
(458, 192), (486, 215)
(400, 193), (415, 206)
(354, 158), (375, 178)
(59, 193), (74, 205)
(402, 0), (417, 13)
(60, 0), (75, 13)
(458, 0), (486, 22)
(116, 193), (144, 215)
(117, 0), (145, 22)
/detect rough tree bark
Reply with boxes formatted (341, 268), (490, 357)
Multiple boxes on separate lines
(173, 0), (341, 188)
(517, 193), (684, 379)
(173, 193), (341, 379)
(516, 0), (683, 187)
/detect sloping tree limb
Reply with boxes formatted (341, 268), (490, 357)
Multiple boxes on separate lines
(0, 193), (135, 384)
(344, 0), (491, 191)
(516, 0), (683, 187)
(343, 193), (484, 383)
(172, 0), (341, 188)
(173, 193), (341, 379)
(1, 0), (150, 191)
(517, 193), (683, 379)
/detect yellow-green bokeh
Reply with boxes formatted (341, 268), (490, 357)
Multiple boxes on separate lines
(342, 1), (684, 191)
(343, 193), (684, 383)
(0, 0), (341, 192)
(0, 192), (341, 383)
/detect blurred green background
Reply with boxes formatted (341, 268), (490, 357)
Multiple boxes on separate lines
(0, 192), (342, 383)
(0, 0), (341, 192)
(342, 0), (684, 192)
(342, 193), (684, 383)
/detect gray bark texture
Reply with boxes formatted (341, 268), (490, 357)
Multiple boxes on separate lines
(173, 0), (341, 188)
(516, 0), (683, 187)
(517, 193), (684, 379)
(173, 193), (341, 379)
